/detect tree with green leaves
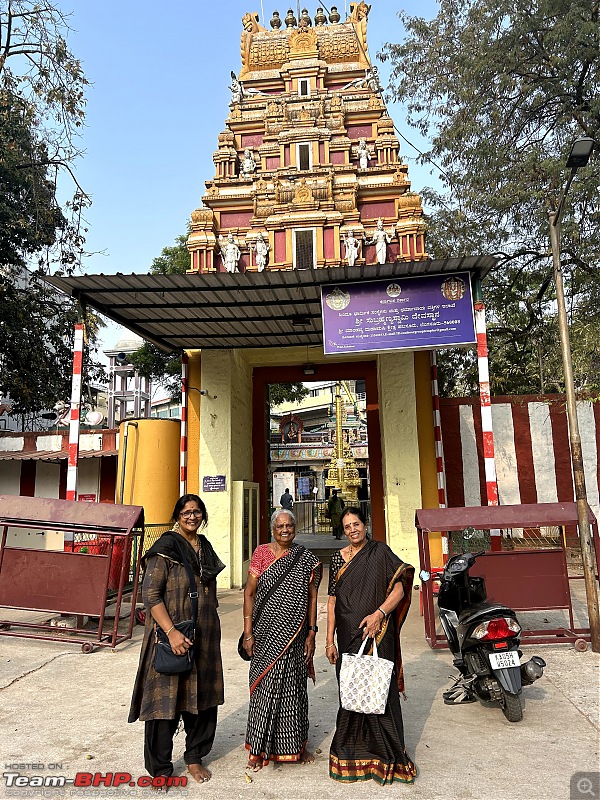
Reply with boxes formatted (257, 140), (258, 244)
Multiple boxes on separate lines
(0, 2), (104, 428)
(0, 0), (90, 272)
(381, 0), (600, 396)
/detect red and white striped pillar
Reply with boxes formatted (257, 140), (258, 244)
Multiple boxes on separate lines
(430, 351), (449, 560)
(180, 352), (189, 497)
(66, 322), (85, 502)
(474, 281), (501, 550)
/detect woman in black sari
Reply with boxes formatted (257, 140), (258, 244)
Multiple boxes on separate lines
(326, 506), (416, 785)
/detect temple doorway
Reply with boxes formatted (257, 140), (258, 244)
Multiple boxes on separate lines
(268, 379), (371, 538)
(252, 361), (384, 544)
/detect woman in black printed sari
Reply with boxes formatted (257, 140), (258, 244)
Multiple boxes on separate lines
(242, 509), (322, 770)
(326, 506), (416, 785)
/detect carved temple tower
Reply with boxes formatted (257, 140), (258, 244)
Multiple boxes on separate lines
(187, 2), (427, 274)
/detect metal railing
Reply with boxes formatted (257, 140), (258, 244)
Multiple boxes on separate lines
(292, 499), (371, 535)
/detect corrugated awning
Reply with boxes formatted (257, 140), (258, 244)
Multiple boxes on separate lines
(44, 257), (497, 353)
(0, 449), (118, 462)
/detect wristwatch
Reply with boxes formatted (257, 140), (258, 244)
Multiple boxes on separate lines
(308, 625), (318, 632)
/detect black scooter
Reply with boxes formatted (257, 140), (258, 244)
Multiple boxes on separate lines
(420, 550), (546, 722)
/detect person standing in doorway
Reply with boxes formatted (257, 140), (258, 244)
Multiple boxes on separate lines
(327, 489), (345, 540)
(280, 488), (294, 511)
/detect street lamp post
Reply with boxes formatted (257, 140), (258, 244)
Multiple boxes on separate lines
(548, 136), (600, 652)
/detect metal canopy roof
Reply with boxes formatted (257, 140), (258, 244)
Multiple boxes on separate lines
(0, 449), (118, 462)
(45, 256), (497, 353)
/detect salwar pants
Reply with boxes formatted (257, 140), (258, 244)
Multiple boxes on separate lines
(144, 706), (218, 777)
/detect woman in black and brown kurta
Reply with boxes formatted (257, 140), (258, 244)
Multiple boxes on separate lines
(325, 506), (416, 786)
(129, 494), (225, 786)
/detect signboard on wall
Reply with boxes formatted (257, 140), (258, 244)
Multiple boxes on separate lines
(321, 273), (476, 355)
(272, 472), (295, 507)
(202, 475), (227, 492)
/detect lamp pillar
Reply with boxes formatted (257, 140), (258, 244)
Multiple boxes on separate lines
(549, 211), (600, 652)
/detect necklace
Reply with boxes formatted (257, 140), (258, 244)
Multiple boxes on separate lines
(348, 542), (365, 560)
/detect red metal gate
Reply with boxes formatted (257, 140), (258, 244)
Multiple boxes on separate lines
(0, 495), (144, 652)
(416, 502), (599, 647)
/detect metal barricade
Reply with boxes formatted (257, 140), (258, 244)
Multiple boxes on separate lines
(0, 495), (144, 652)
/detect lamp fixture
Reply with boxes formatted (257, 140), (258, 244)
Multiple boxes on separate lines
(188, 387), (218, 399)
(565, 137), (594, 170)
(303, 364), (316, 376)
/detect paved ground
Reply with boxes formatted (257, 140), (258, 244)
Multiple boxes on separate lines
(0, 549), (598, 800)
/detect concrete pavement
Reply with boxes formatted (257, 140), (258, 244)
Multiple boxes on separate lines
(0, 562), (598, 800)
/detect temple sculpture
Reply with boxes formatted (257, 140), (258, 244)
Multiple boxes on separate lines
(187, 2), (427, 272)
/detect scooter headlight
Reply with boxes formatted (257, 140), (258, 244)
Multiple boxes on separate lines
(472, 617), (521, 641)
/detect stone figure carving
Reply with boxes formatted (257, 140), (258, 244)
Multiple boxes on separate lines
(365, 219), (395, 265)
(229, 71), (245, 103)
(341, 65), (382, 93)
(349, 1), (371, 22)
(366, 65), (383, 94)
(219, 232), (241, 273)
(229, 71), (269, 104)
(252, 232), (270, 271)
(342, 230), (361, 267)
(242, 11), (266, 33)
(356, 138), (372, 170)
(241, 148), (257, 175)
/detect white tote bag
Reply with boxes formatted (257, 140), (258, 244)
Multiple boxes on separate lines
(339, 636), (394, 715)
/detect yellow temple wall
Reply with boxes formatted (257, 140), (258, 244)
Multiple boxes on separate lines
(197, 350), (253, 588)
(377, 351), (422, 572)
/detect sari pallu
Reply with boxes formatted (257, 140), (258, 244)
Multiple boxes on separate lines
(245, 544), (321, 765)
(329, 540), (416, 785)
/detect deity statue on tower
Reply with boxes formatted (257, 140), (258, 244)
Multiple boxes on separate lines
(365, 219), (396, 265)
(219, 232), (241, 272)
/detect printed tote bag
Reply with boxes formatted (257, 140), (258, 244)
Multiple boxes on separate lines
(339, 635), (394, 714)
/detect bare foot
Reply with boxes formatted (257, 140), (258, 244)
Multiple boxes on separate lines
(187, 764), (211, 783)
(300, 749), (315, 764)
(246, 758), (263, 772)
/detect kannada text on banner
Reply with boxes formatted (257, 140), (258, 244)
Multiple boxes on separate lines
(321, 273), (476, 355)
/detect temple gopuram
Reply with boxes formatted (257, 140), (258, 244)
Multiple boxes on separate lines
(187, 2), (427, 274)
(47, 2), (496, 588)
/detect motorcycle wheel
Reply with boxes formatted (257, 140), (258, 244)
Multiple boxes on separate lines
(500, 689), (523, 722)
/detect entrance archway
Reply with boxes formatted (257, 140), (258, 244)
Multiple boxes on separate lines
(252, 361), (384, 543)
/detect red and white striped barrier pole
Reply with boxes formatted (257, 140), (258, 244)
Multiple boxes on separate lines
(474, 281), (501, 551)
(430, 351), (449, 561)
(180, 352), (188, 497)
(66, 323), (85, 502)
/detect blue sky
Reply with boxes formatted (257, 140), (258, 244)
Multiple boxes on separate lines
(63, 0), (439, 353)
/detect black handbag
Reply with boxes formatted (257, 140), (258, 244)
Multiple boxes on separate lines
(238, 632), (251, 662)
(154, 620), (196, 674)
(153, 545), (199, 675)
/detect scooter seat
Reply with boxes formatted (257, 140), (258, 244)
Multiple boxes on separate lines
(458, 602), (512, 624)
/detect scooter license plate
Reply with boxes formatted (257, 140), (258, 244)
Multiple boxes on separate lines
(489, 651), (520, 669)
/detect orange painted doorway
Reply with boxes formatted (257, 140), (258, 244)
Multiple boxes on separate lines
(252, 361), (384, 544)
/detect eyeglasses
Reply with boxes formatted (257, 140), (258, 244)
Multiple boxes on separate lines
(180, 510), (203, 519)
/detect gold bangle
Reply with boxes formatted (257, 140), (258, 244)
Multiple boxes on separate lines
(165, 625), (175, 636)
(243, 615), (252, 619)
(244, 635), (254, 641)
(325, 644), (335, 650)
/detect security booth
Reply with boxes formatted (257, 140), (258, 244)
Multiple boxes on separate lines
(416, 502), (600, 648)
(0, 495), (144, 652)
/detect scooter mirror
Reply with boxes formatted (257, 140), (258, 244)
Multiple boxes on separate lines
(419, 570), (431, 582)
